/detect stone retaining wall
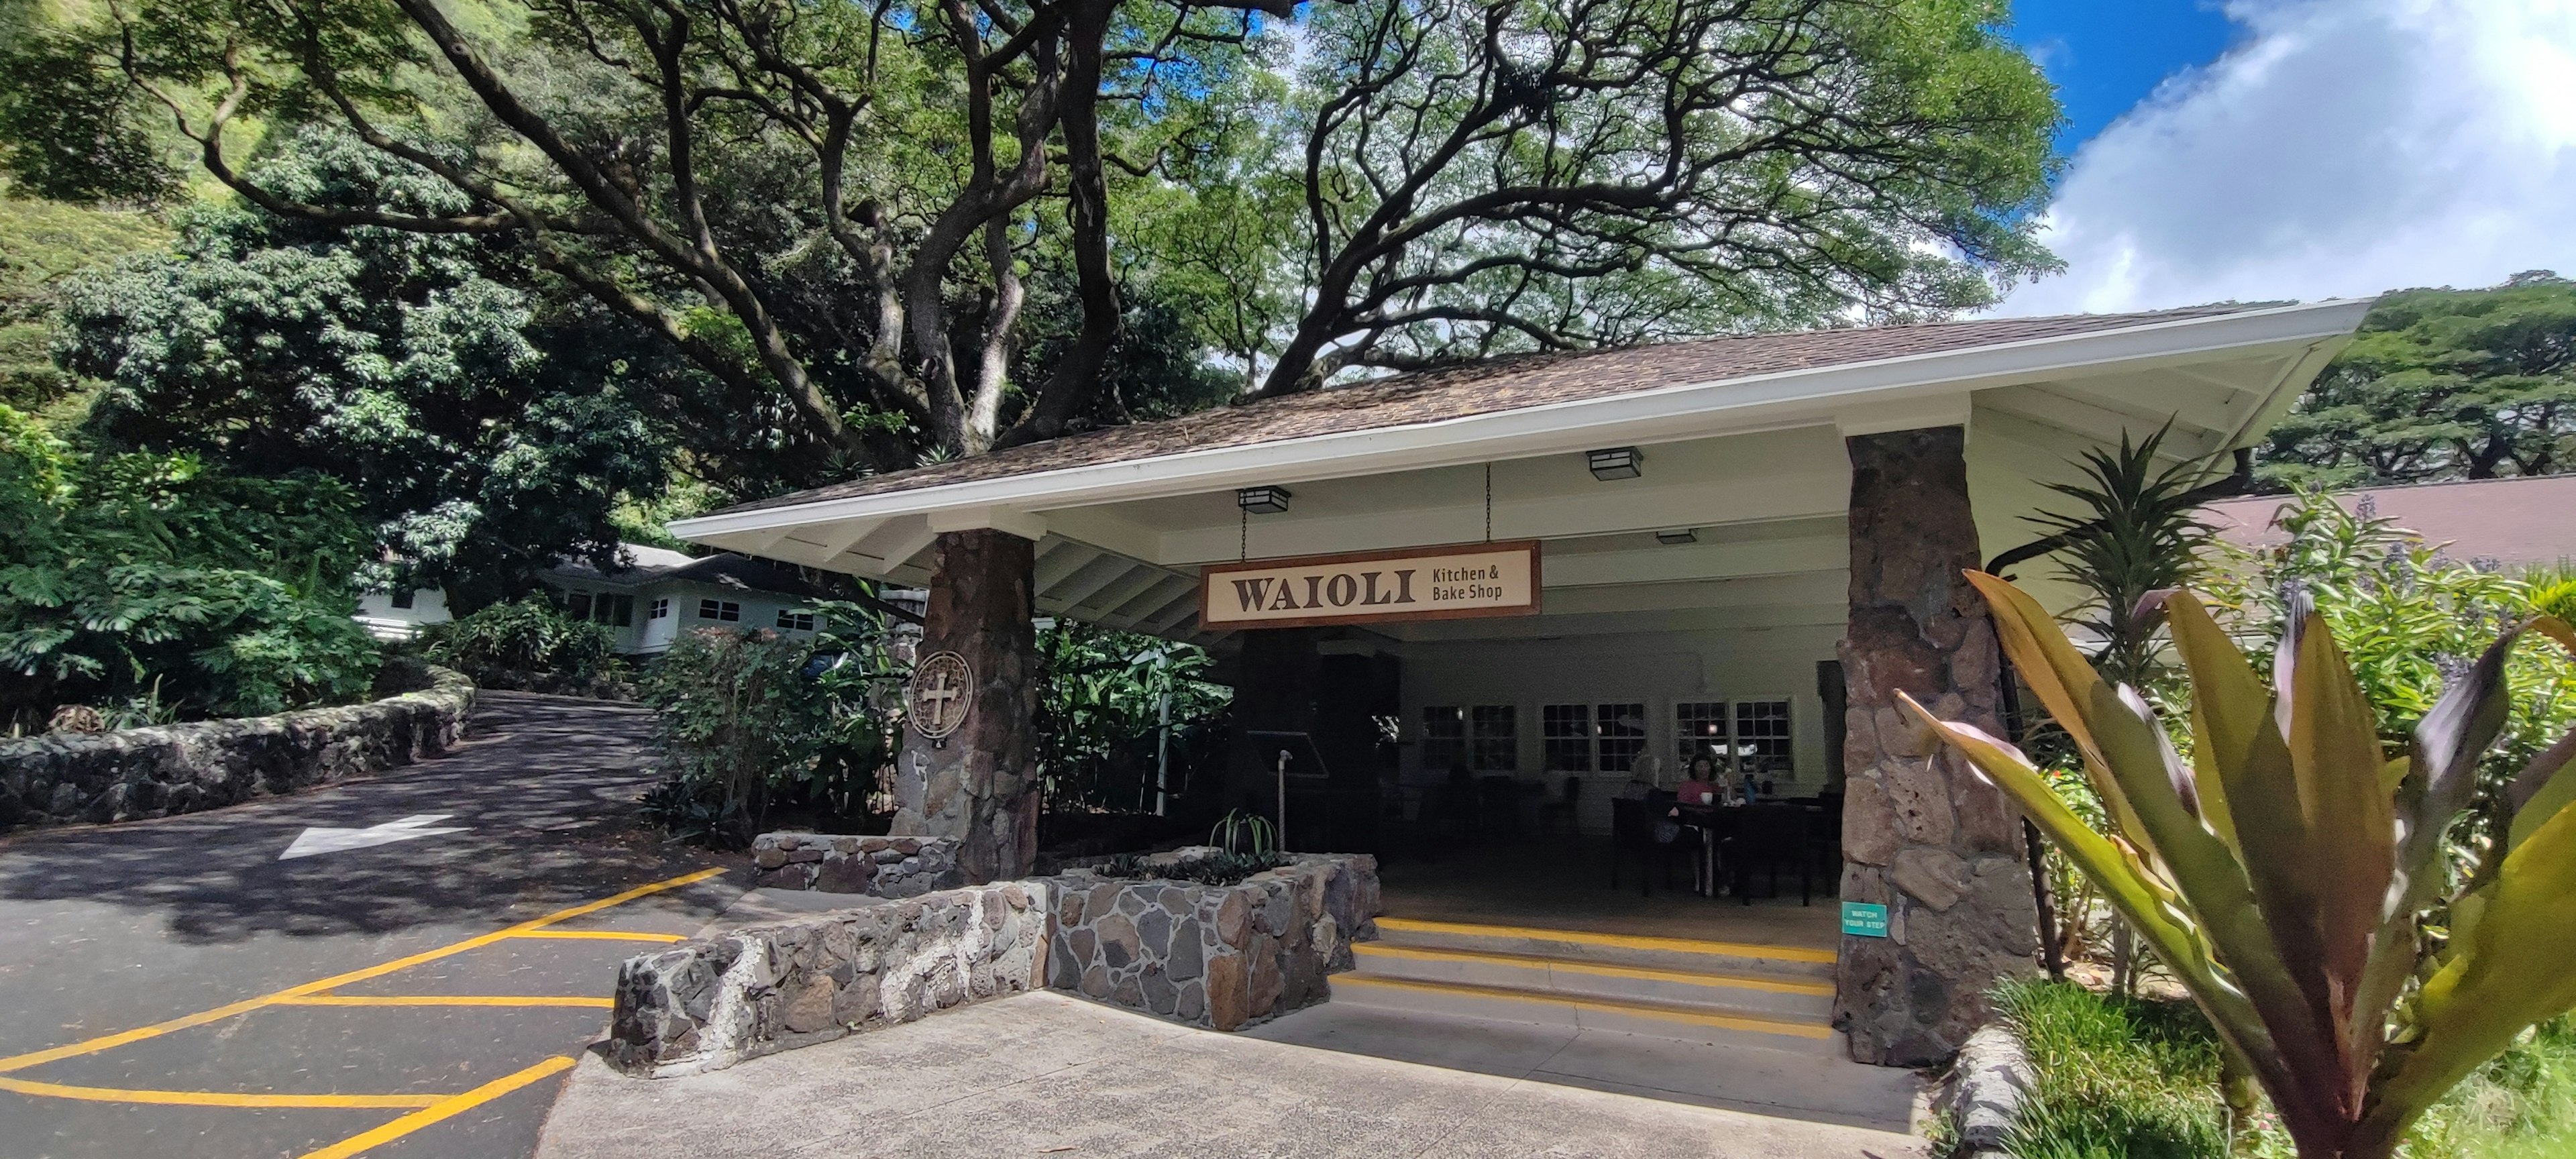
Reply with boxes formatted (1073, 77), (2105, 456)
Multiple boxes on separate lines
(606, 882), (1047, 1077)
(1042, 850), (1381, 1031)
(0, 664), (476, 830)
(747, 832), (965, 897)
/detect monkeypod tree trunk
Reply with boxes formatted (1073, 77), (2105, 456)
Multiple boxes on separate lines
(894, 529), (1040, 882)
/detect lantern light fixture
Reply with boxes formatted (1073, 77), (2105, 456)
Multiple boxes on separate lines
(1236, 486), (1292, 514)
(1587, 447), (1643, 481)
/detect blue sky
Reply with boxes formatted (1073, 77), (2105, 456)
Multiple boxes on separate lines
(1992, 0), (2576, 315)
(2006, 1), (2239, 150)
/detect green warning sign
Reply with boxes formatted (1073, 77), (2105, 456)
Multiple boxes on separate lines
(1841, 901), (1889, 938)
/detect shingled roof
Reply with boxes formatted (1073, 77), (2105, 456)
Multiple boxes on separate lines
(718, 305), (2261, 517)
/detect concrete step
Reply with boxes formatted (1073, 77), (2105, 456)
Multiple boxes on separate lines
(1350, 942), (1835, 1022)
(1371, 916), (1837, 981)
(1330, 973), (1842, 1056)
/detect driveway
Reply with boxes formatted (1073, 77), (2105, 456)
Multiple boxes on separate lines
(0, 692), (741, 1159)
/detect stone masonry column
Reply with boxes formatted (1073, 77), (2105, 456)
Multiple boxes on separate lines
(1835, 426), (2036, 1066)
(894, 529), (1040, 883)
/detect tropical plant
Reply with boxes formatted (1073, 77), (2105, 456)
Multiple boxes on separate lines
(1035, 621), (1230, 813)
(638, 602), (903, 846)
(1209, 808), (1278, 857)
(418, 598), (616, 683)
(2023, 425), (2225, 688)
(1909, 571), (2576, 1158)
(0, 402), (380, 727)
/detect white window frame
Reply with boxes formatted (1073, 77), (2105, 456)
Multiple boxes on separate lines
(698, 598), (741, 622)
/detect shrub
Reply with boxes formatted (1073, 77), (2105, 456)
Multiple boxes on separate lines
(637, 602), (901, 848)
(419, 598), (616, 681)
(0, 404), (380, 727)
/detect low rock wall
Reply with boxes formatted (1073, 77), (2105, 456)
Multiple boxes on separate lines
(747, 832), (965, 897)
(1042, 850), (1380, 1030)
(606, 882), (1047, 1077)
(0, 665), (475, 830)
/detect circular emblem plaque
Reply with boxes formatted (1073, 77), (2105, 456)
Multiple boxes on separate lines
(908, 651), (975, 740)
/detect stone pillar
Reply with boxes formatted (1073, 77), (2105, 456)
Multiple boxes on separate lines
(1835, 426), (2036, 1066)
(894, 529), (1040, 883)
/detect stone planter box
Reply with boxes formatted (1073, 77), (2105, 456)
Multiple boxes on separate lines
(748, 832), (965, 897)
(0, 663), (475, 831)
(606, 881), (1048, 1077)
(1042, 850), (1381, 1031)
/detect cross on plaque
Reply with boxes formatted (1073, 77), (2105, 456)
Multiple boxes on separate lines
(918, 669), (963, 730)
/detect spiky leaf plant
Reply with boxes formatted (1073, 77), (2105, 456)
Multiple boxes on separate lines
(1906, 571), (2576, 1158)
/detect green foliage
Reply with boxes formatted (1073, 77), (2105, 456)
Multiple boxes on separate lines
(1208, 808), (1277, 858)
(0, 189), (168, 414)
(2261, 274), (2576, 490)
(2204, 491), (2576, 843)
(638, 602), (902, 848)
(1036, 621), (1230, 814)
(1998, 979), (2236, 1159)
(51, 129), (676, 608)
(1993, 979), (2576, 1159)
(1095, 847), (1287, 887)
(1915, 569), (2576, 1158)
(2027, 425), (2224, 687)
(417, 598), (615, 681)
(0, 402), (379, 727)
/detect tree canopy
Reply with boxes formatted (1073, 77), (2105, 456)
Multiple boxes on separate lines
(0, 0), (2064, 484)
(2258, 272), (2576, 492)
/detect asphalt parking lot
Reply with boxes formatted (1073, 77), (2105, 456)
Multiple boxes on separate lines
(0, 693), (741, 1158)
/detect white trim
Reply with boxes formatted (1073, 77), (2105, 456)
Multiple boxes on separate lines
(926, 506), (1049, 541)
(669, 301), (2371, 542)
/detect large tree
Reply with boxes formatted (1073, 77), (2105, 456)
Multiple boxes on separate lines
(2259, 272), (2576, 491)
(53, 131), (676, 608)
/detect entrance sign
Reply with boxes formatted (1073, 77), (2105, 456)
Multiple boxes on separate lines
(908, 651), (975, 739)
(1199, 541), (1541, 630)
(1841, 901), (1890, 938)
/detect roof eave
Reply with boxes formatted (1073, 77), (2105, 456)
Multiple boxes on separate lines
(672, 298), (2373, 541)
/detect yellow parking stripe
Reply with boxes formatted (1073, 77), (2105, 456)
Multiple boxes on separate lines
(274, 995), (616, 1009)
(505, 930), (689, 943)
(0, 1076), (440, 1109)
(299, 1056), (577, 1159)
(0, 867), (724, 1076)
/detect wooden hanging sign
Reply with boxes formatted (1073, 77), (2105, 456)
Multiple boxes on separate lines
(1198, 541), (1542, 630)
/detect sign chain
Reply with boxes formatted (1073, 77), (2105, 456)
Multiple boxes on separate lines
(1483, 463), (1493, 543)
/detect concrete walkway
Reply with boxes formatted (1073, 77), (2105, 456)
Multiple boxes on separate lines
(533, 991), (1930, 1158)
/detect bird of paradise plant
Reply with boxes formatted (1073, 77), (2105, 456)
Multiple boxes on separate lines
(1904, 571), (2576, 1159)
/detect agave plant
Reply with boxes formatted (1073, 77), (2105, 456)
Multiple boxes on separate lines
(1905, 571), (2576, 1158)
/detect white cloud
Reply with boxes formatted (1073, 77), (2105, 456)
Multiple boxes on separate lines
(2000, 0), (2576, 316)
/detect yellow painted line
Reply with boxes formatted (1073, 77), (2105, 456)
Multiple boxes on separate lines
(0, 1075), (441, 1109)
(504, 930), (688, 943)
(1373, 916), (1839, 963)
(1354, 942), (1837, 996)
(0, 867), (724, 1076)
(275, 995), (616, 1009)
(1336, 974), (1836, 1039)
(299, 1055), (576, 1159)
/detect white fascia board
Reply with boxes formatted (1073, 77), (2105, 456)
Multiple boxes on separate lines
(669, 299), (2372, 542)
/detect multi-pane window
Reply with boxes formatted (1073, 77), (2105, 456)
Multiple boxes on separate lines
(698, 598), (742, 622)
(775, 609), (816, 632)
(1540, 704), (1593, 771)
(1469, 705), (1517, 771)
(1675, 701), (1731, 772)
(1421, 707), (1468, 771)
(648, 598), (671, 620)
(564, 590), (633, 626)
(565, 590), (593, 621)
(1735, 700), (1794, 775)
(1595, 702), (1648, 773)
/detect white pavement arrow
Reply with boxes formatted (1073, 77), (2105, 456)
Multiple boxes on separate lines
(279, 814), (468, 861)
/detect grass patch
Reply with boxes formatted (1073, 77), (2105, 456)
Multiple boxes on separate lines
(1992, 979), (2576, 1158)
